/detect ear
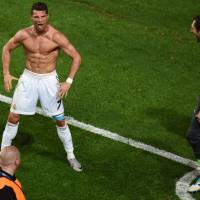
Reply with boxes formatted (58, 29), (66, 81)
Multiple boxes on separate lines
(15, 159), (20, 167)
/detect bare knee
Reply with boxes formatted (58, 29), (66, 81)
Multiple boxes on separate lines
(56, 120), (65, 127)
(8, 113), (20, 124)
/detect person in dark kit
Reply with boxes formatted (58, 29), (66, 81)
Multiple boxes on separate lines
(187, 16), (200, 192)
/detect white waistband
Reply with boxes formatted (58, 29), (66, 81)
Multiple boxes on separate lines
(24, 68), (57, 77)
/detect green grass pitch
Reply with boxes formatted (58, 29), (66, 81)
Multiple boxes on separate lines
(1, 0), (200, 199)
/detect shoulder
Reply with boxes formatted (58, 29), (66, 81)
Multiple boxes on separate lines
(51, 28), (69, 46)
(13, 27), (30, 42)
(14, 179), (22, 188)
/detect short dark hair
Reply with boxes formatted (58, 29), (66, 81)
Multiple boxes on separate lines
(193, 15), (200, 32)
(31, 2), (48, 15)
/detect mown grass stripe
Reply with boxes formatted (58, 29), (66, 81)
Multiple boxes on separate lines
(0, 93), (198, 200)
(0, 93), (196, 168)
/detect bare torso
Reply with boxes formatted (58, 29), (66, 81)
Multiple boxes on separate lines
(3, 13), (80, 95)
(22, 25), (59, 73)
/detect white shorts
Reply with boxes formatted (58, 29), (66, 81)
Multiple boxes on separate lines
(10, 69), (64, 117)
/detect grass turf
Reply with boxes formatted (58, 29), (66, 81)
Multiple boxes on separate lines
(1, 0), (200, 199)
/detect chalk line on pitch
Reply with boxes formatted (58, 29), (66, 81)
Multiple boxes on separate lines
(0, 94), (196, 168)
(0, 93), (198, 200)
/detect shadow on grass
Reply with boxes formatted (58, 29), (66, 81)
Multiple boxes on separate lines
(15, 130), (65, 163)
(31, 145), (66, 163)
(0, 124), (35, 155)
(14, 131), (34, 149)
(146, 107), (191, 137)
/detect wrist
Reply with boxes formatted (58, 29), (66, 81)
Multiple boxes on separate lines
(3, 72), (10, 76)
(66, 77), (73, 85)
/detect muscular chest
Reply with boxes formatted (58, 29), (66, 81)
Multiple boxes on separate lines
(22, 35), (58, 54)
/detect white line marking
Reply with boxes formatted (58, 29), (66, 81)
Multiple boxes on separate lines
(0, 94), (196, 168)
(176, 170), (199, 200)
(0, 94), (197, 199)
(66, 116), (197, 167)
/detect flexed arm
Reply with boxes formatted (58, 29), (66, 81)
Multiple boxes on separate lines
(2, 30), (24, 92)
(53, 32), (81, 98)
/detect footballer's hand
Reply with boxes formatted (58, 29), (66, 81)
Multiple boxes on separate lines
(196, 111), (200, 123)
(58, 82), (71, 99)
(3, 74), (18, 92)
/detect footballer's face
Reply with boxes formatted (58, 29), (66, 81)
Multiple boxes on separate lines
(31, 10), (48, 33)
(191, 20), (200, 42)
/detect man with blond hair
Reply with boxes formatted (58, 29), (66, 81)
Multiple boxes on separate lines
(0, 146), (26, 200)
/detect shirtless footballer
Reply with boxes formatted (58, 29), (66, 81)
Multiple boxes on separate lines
(1, 2), (82, 171)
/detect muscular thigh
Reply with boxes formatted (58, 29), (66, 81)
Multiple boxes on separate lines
(10, 72), (38, 115)
(38, 74), (64, 116)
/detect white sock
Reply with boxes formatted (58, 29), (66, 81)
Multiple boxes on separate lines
(56, 125), (75, 160)
(1, 122), (19, 149)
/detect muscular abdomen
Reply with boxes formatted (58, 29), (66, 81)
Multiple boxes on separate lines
(25, 50), (59, 73)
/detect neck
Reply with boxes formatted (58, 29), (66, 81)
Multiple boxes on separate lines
(1, 166), (15, 176)
(34, 25), (49, 35)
